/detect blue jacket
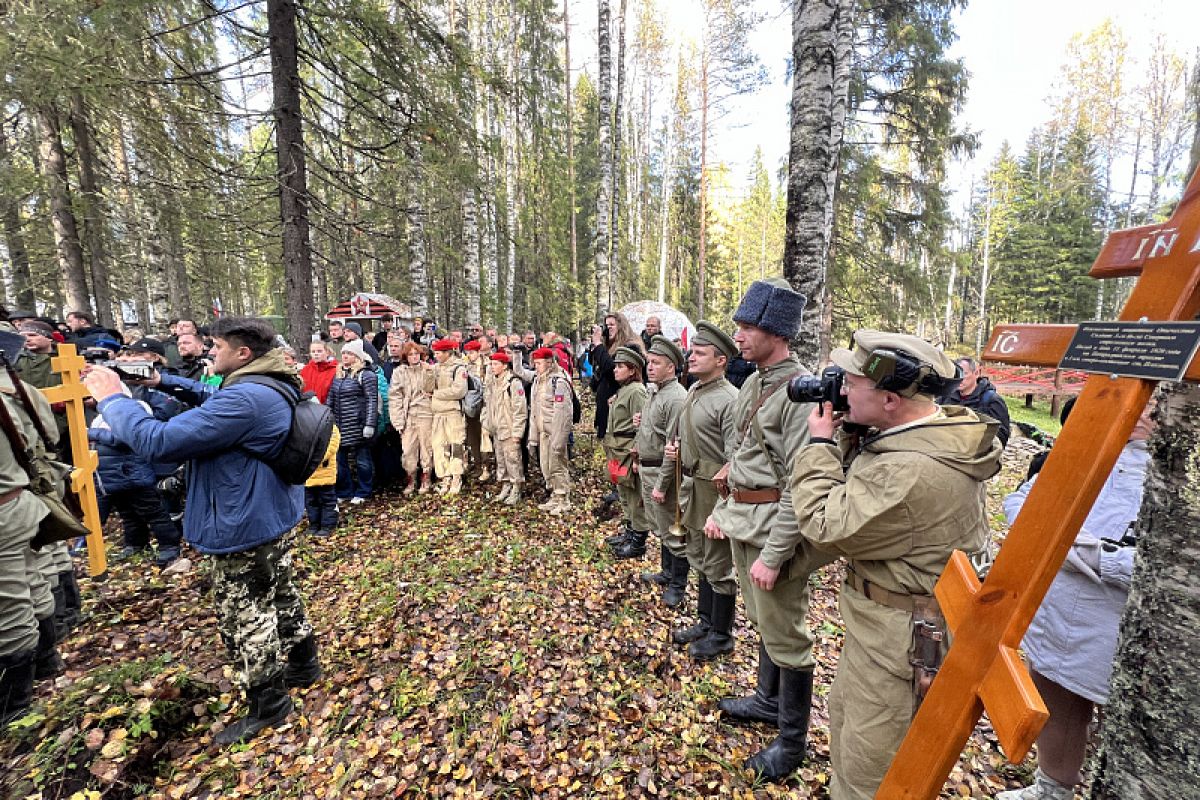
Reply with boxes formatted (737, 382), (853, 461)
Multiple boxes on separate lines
(89, 387), (185, 492)
(97, 352), (304, 554)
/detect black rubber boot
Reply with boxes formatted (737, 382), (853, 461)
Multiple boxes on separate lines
(690, 589), (736, 661)
(213, 673), (294, 746)
(51, 581), (69, 641)
(673, 577), (713, 645)
(605, 521), (634, 548)
(612, 529), (648, 560)
(0, 649), (37, 726)
(745, 666), (814, 781)
(661, 553), (690, 608)
(284, 634), (322, 688)
(59, 569), (82, 633)
(718, 641), (779, 726)
(33, 616), (64, 681)
(640, 543), (672, 586)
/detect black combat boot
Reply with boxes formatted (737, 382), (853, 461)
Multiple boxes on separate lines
(0, 649), (37, 725)
(59, 569), (82, 633)
(718, 641), (779, 726)
(213, 673), (294, 746)
(661, 554), (690, 608)
(50, 580), (69, 640)
(673, 577), (713, 645)
(640, 544), (672, 585)
(689, 589), (735, 661)
(605, 521), (634, 548)
(612, 529), (648, 560)
(745, 666), (814, 781)
(33, 615), (64, 680)
(283, 634), (322, 688)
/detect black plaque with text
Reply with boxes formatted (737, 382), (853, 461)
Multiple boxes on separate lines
(1060, 321), (1200, 381)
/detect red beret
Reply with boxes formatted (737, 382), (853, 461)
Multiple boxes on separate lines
(431, 339), (457, 352)
(463, 339), (482, 352)
(490, 352), (511, 364)
(531, 347), (554, 360)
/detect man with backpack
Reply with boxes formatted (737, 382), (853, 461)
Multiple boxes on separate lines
(83, 316), (320, 746)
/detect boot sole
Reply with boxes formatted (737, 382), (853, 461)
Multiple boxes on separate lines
(213, 702), (294, 746)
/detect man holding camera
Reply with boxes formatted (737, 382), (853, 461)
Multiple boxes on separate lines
(790, 329), (1002, 800)
(705, 277), (834, 782)
(83, 316), (320, 746)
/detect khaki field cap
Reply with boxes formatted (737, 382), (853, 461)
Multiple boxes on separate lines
(613, 345), (646, 372)
(648, 335), (684, 369)
(692, 320), (738, 361)
(830, 330), (957, 398)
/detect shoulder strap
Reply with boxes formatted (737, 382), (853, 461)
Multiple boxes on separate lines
(3, 362), (53, 444)
(739, 371), (801, 438)
(0, 394), (35, 476)
(237, 375), (299, 409)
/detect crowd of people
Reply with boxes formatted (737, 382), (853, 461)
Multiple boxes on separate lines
(0, 289), (1143, 800)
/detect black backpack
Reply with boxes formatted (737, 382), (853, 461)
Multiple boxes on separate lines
(239, 376), (335, 485)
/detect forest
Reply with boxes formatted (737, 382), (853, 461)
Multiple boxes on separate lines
(1, 1), (1197, 352)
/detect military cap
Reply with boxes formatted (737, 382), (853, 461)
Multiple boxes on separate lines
(463, 339), (482, 352)
(431, 338), (457, 352)
(490, 351), (511, 364)
(691, 320), (737, 361)
(613, 345), (646, 371)
(531, 347), (555, 360)
(647, 335), (684, 368)
(830, 329), (958, 398)
(732, 276), (806, 340)
(124, 337), (167, 357)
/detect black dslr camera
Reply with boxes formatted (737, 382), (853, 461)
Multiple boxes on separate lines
(787, 366), (849, 412)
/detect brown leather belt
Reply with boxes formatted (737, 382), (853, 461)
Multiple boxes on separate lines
(845, 570), (926, 614)
(0, 487), (24, 506)
(729, 487), (781, 504)
(640, 458), (663, 468)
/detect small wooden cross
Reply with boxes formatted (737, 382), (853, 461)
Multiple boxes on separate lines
(39, 344), (107, 577)
(875, 167), (1200, 799)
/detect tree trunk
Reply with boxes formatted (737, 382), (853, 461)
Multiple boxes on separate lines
(781, 0), (854, 367)
(594, 0), (613, 316)
(35, 103), (91, 316)
(698, 49), (709, 318)
(457, 2), (481, 326)
(66, 92), (115, 328)
(268, 0), (316, 348)
(657, 111), (673, 304)
(406, 147), (430, 318)
(1091, 381), (1200, 799)
(503, 0), (519, 331)
(564, 0), (578, 283)
(0, 125), (34, 310)
(610, 0), (627, 293)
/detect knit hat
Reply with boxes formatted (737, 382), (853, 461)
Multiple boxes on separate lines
(692, 321), (738, 361)
(17, 320), (55, 337)
(732, 277), (806, 340)
(463, 339), (482, 352)
(341, 339), (372, 364)
(490, 351), (511, 364)
(647, 335), (684, 369)
(431, 339), (457, 352)
(531, 347), (554, 360)
(344, 321), (363, 336)
(613, 345), (646, 371)
(830, 329), (958, 399)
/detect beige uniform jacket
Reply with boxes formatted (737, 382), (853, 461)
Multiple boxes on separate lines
(634, 378), (686, 494)
(666, 376), (738, 530)
(482, 372), (528, 442)
(430, 357), (468, 416)
(530, 366), (573, 448)
(388, 364), (435, 431)
(708, 356), (814, 570)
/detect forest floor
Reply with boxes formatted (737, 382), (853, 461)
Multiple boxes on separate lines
(1, 429), (1050, 800)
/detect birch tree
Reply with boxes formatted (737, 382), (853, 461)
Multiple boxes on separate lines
(594, 0), (613, 316)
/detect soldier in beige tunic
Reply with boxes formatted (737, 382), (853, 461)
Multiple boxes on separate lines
(528, 347), (574, 514)
(430, 339), (468, 495)
(620, 338), (687, 607)
(706, 277), (835, 782)
(601, 347), (650, 549)
(790, 330), (1000, 800)
(482, 352), (527, 505)
(663, 321), (740, 661)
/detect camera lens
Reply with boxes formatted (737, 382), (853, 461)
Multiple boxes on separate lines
(786, 374), (826, 404)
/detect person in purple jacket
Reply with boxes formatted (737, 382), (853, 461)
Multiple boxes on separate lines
(83, 316), (319, 746)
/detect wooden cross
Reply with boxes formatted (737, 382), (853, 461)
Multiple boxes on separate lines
(875, 166), (1200, 799)
(38, 344), (107, 577)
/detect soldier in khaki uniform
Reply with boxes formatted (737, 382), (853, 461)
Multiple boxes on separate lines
(706, 277), (835, 782)
(622, 337), (688, 605)
(389, 343), (436, 494)
(430, 339), (468, 495)
(601, 346), (650, 549)
(663, 321), (740, 660)
(791, 330), (1000, 800)
(528, 347), (573, 514)
(482, 352), (527, 505)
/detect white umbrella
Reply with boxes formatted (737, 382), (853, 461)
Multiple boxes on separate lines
(617, 301), (698, 348)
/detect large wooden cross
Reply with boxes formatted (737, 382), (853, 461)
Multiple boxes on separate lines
(38, 344), (107, 577)
(875, 167), (1200, 799)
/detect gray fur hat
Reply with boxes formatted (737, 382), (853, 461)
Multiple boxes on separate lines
(732, 277), (806, 340)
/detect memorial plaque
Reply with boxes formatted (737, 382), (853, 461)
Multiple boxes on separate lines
(1060, 321), (1200, 381)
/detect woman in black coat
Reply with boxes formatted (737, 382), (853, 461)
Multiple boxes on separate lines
(326, 341), (379, 503)
(587, 312), (641, 439)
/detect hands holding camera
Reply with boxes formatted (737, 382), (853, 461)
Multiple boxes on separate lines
(808, 401), (843, 440)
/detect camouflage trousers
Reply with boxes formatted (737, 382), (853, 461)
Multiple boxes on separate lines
(209, 531), (312, 688)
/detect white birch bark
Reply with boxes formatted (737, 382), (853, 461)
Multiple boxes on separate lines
(594, 0), (613, 315)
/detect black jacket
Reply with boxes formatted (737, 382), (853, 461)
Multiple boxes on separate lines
(940, 376), (1010, 446)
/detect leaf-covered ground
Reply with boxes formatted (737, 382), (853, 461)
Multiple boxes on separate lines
(2, 433), (1050, 799)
